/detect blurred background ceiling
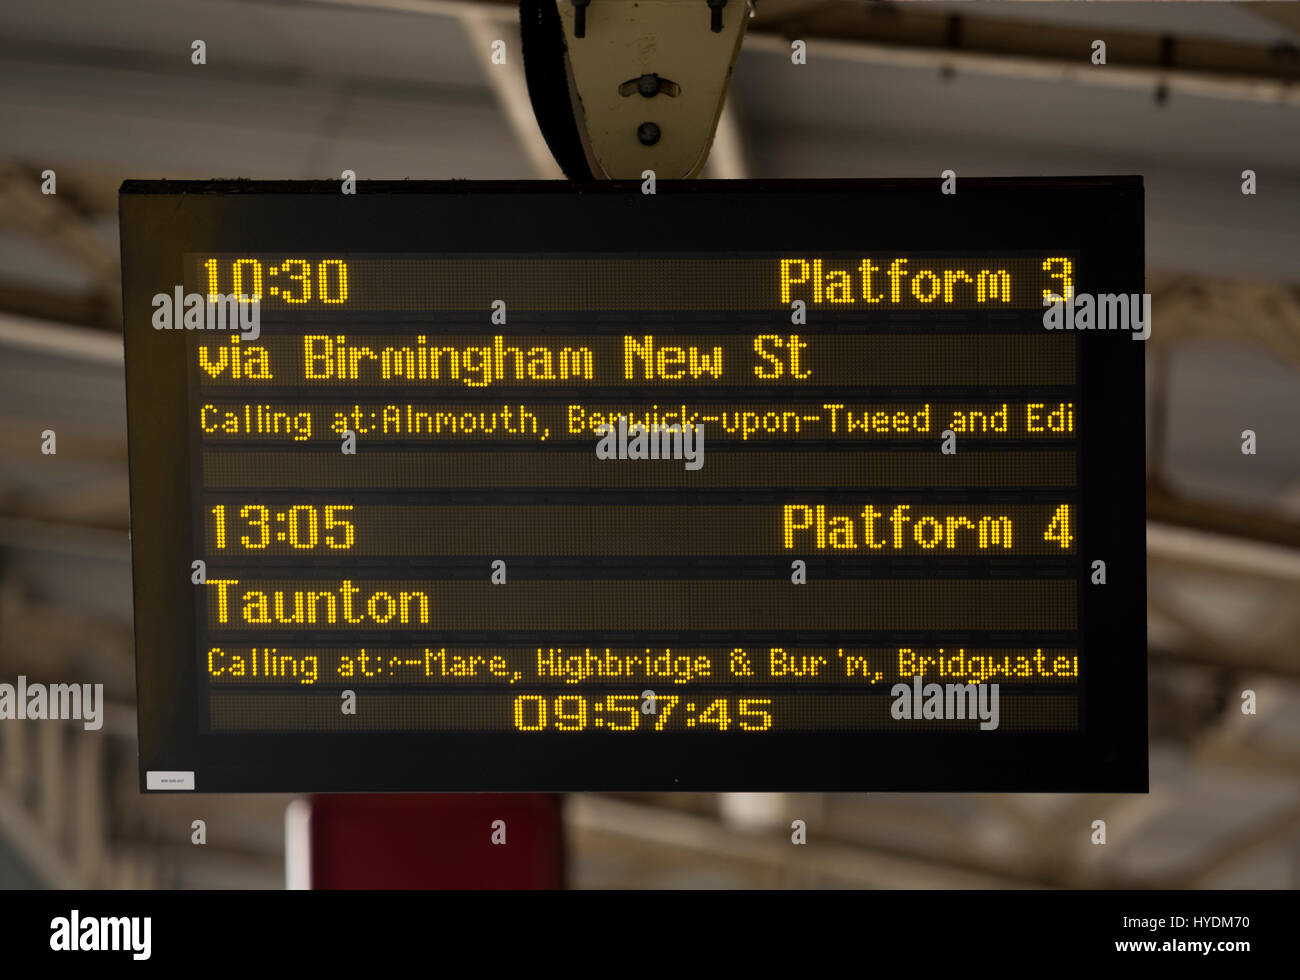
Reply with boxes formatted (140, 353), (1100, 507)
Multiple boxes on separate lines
(0, 0), (1297, 889)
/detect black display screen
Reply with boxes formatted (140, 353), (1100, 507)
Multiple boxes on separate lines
(119, 178), (1146, 791)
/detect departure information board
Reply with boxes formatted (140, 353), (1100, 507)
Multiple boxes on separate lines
(120, 179), (1146, 792)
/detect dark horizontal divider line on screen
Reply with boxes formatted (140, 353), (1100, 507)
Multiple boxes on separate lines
(194, 497), (1082, 513)
(197, 485), (1079, 496)
(197, 439), (1080, 449)
(198, 440), (1082, 449)
(194, 384), (1079, 398)
(194, 631), (1089, 638)
(195, 496), (1080, 510)
(189, 384), (1082, 396)
(204, 682), (1087, 692)
(230, 321), (1053, 335)
(197, 436), (1081, 449)
(199, 636), (1088, 650)
(200, 449), (1079, 490)
(199, 553), (1085, 574)
(197, 559), (1082, 576)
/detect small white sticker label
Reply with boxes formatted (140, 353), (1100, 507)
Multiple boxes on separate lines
(147, 770), (195, 790)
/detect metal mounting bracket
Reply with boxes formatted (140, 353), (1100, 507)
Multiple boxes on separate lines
(555, 0), (749, 178)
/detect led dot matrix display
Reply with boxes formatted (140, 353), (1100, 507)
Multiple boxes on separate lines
(120, 179), (1146, 792)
